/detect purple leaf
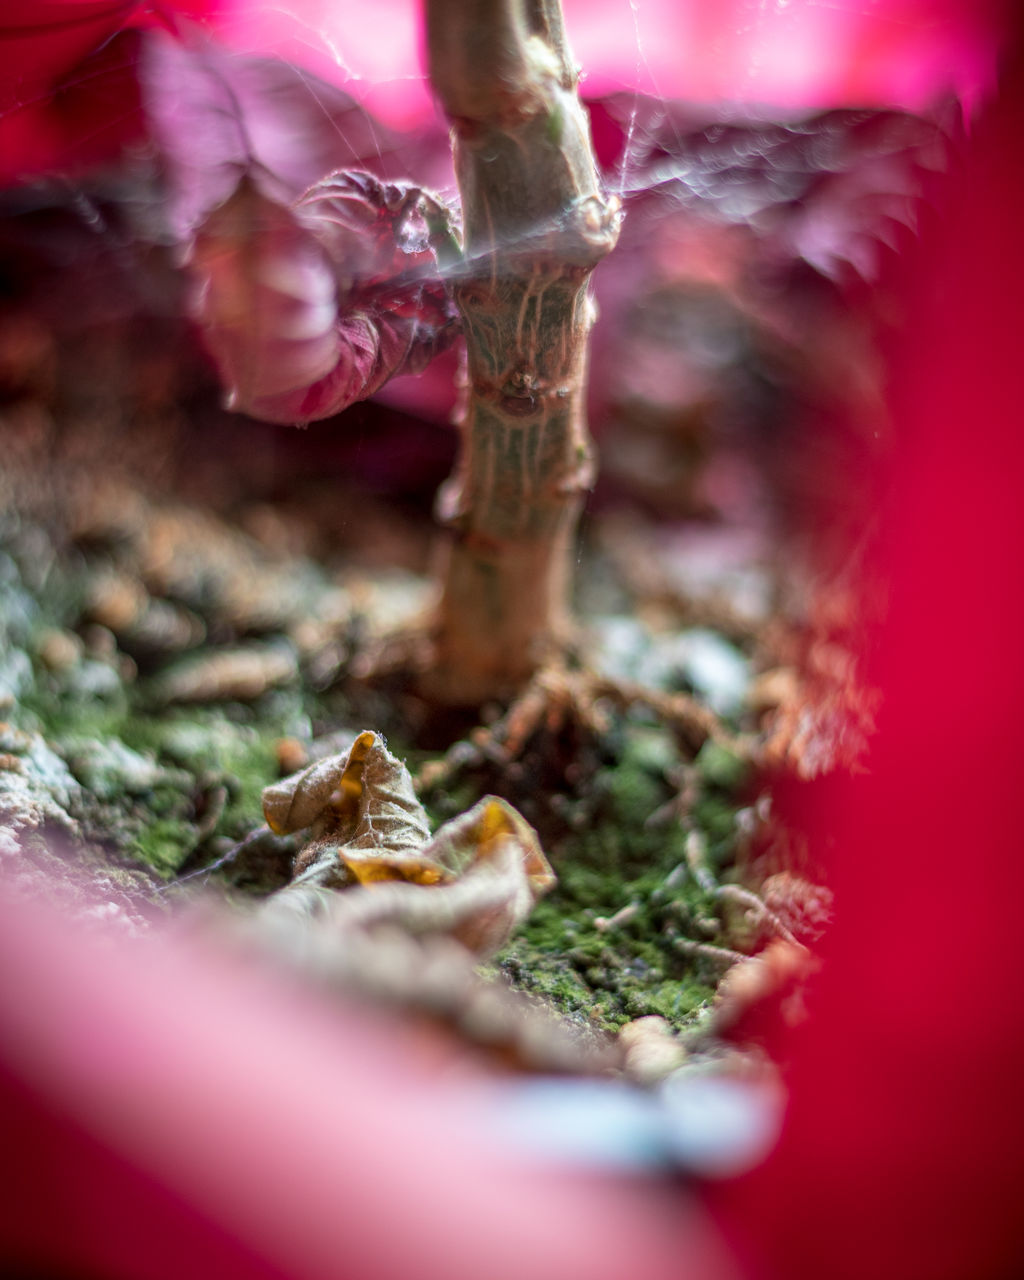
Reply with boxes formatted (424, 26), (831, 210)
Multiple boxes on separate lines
(187, 171), (459, 424)
(139, 30), (449, 240)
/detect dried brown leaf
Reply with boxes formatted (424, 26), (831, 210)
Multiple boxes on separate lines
(260, 732), (554, 959)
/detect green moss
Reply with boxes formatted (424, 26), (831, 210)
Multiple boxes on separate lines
(498, 896), (717, 1032)
(147, 712), (281, 836)
(28, 677), (291, 872)
(487, 719), (750, 1034)
(495, 825), (719, 1034)
(132, 815), (196, 878)
(18, 685), (130, 742)
(574, 724), (686, 873)
(110, 713), (290, 882)
(695, 739), (749, 791)
(9, 515), (749, 1033)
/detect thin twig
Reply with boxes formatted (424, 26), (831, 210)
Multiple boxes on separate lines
(714, 883), (806, 950)
(673, 939), (747, 967)
(158, 824), (273, 894)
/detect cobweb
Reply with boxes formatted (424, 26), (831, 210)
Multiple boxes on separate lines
(0, 0), (1004, 436)
(0, 0), (998, 209)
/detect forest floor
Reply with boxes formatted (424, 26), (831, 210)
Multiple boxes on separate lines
(0, 388), (846, 1084)
(0, 182), (868, 1087)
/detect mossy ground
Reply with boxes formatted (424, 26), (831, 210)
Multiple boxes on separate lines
(491, 725), (751, 1034)
(19, 669), (306, 881)
(3, 516), (753, 1037)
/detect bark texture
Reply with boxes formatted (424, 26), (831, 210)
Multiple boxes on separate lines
(424, 0), (621, 703)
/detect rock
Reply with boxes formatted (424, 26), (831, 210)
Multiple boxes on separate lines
(35, 627), (84, 674)
(590, 616), (750, 716)
(668, 628), (750, 717)
(60, 738), (191, 803)
(150, 642), (299, 705)
(274, 736), (309, 775)
(619, 1015), (688, 1084)
(0, 647), (32, 710)
(0, 726), (81, 836)
(61, 657), (126, 702)
(0, 548), (40, 648)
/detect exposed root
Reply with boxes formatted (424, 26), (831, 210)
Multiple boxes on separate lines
(673, 939), (748, 968)
(469, 665), (725, 763)
(483, 667), (614, 761)
(714, 883), (805, 950)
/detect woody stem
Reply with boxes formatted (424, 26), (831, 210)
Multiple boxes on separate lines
(423, 0), (620, 704)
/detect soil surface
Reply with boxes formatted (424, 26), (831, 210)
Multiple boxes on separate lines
(0, 175), (860, 1080)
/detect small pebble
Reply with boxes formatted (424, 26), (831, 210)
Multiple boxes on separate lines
(275, 737), (309, 776)
(153, 643), (299, 705)
(86, 573), (147, 632)
(81, 624), (119, 659)
(0, 723), (33, 753)
(619, 1015), (688, 1085)
(36, 627), (83, 673)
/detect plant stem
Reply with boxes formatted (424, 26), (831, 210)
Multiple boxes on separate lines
(423, 0), (620, 704)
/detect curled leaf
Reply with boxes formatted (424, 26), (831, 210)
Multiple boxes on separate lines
(260, 732), (553, 959)
(187, 171), (460, 424)
(263, 730), (435, 885)
(259, 732), (555, 962)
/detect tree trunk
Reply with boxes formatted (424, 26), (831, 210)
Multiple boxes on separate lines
(423, 0), (620, 704)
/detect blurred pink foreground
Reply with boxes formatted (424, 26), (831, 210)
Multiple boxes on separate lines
(2, 4), (1024, 1277)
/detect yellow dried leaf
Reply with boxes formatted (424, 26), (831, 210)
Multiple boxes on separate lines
(260, 732), (554, 958)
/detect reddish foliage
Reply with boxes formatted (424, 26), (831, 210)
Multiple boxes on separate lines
(712, 32), (1024, 1280)
(137, 31), (452, 238)
(187, 170), (458, 423)
(2, 6), (1024, 1279)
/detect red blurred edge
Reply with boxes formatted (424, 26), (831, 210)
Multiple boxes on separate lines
(2, 4), (1024, 1279)
(711, 13), (1024, 1280)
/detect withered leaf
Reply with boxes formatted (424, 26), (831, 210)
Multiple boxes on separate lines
(260, 732), (554, 959)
